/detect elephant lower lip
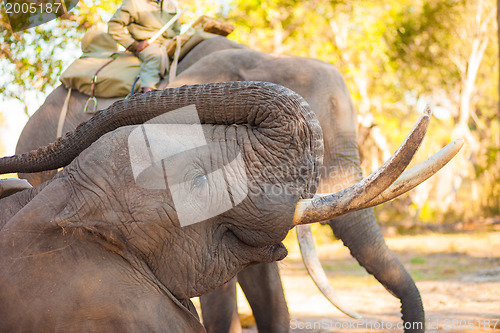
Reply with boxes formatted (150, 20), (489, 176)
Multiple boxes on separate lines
(246, 242), (288, 263)
(222, 228), (288, 263)
(265, 242), (288, 261)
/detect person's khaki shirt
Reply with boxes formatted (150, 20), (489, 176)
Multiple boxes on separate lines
(108, 0), (181, 49)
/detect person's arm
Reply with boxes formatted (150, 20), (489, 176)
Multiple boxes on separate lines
(108, 0), (137, 50)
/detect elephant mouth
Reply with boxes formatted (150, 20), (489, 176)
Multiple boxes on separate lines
(220, 226), (288, 263)
(252, 242), (288, 263)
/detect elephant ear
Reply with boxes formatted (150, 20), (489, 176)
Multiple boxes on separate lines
(2, 178), (69, 232)
(0, 178), (74, 266)
(0, 176), (207, 333)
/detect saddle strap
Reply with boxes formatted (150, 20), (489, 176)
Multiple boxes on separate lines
(169, 35), (182, 82)
(89, 58), (115, 99)
(56, 87), (72, 138)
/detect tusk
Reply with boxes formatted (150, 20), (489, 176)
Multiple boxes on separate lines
(313, 138), (465, 208)
(360, 138), (465, 208)
(297, 225), (362, 319)
(293, 106), (432, 226)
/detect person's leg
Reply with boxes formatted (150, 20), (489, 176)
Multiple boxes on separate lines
(137, 43), (165, 91)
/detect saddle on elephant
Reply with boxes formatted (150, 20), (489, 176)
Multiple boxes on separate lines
(59, 16), (234, 99)
(60, 29), (141, 98)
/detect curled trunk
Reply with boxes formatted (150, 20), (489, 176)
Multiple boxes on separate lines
(0, 82), (323, 202)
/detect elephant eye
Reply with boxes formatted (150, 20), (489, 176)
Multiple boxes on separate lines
(191, 174), (208, 190)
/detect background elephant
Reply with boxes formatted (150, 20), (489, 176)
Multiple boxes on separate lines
(0, 82), (324, 332)
(14, 37), (424, 332)
(166, 37), (425, 333)
(14, 38), (247, 186)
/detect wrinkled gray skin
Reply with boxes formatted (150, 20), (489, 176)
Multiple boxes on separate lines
(15, 37), (424, 332)
(1, 82), (322, 332)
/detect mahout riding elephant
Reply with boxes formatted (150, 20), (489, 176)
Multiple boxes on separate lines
(12, 37), (463, 332)
(0, 80), (451, 332)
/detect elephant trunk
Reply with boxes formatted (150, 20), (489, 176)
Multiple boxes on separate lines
(329, 208), (424, 332)
(0, 82), (323, 196)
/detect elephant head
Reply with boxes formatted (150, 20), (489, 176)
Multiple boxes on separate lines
(0, 81), (454, 332)
(0, 82), (322, 331)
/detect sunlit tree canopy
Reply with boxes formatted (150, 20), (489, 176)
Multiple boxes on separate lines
(0, 0), (498, 225)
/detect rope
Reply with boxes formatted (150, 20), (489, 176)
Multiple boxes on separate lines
(84, 58), (115, 114)
(57, 87), (72, 138)
(169, 35), (182, 82)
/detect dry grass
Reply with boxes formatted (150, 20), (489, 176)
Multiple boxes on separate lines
(233, 230), (500, 332)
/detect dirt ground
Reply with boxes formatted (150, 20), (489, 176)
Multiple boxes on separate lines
(223, 230), (500, 332)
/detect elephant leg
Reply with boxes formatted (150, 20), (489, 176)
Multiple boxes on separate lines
(200, 277), (242, 333)
(237, 263), (290, 333)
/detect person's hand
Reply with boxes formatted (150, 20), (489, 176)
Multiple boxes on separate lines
(128, 40), (150, 53)
(135, 40), (150, 52)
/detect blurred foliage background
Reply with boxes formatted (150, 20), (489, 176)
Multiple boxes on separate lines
(0, 0), (498, 229)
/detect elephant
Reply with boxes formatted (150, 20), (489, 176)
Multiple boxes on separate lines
(0, 80), (450, 332)
(165, 38), (427, 332)
(0, 81), (319, 331)
(12, 36), (463, 332)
